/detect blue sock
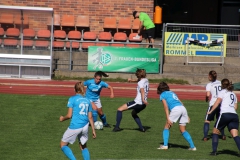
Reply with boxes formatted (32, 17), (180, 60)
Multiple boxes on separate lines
(100, 114), (107, 125)
(234, 136), (240, 150)
(92, 110), (98, 122)
(132, 114), (143, 129)
(82, 148), (90, 160)
(182, 131), (195, 148)
(212, 134), (219, 152)
(203, 123), (209, 138)
(163, 129), (169, 146)
(61, 146), (76, 160)
(220, 129), (225, 136)
(115, 110), (122, 128)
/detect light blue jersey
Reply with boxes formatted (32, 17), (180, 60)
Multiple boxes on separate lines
(160, 91), (182, 111)
(67, 94), (92, 129)
(84, 79), (108, 101)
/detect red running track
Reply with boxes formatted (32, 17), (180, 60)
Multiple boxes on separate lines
(0, 79), (239, 100)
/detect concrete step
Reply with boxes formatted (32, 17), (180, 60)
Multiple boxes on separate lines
(164, 56), (240, 66)
(163, 63), (240, 75)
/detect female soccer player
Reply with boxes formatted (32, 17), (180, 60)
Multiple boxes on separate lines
(203, 70), (226, 141)
(60, 82), (96, 160)
(208, 79), (240, 156)
(157, 82), (196, 150)
(112, 68), (149, 132)
(84, 71), (114, 127)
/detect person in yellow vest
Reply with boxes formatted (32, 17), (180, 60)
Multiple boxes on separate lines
(133, 11), (155, 48)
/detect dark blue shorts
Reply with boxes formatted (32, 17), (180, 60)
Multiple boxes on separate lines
(205, 105), (221, 121)
(214, 113), (239, 131)
(127, 101), (146, 113)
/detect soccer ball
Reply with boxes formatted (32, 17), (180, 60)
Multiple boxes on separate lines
(94, 121), (103, 130)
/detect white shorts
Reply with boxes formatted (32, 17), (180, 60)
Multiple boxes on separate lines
(61, 123), (89, 145)
(92, 99), (102, 109)
(169, 106), (189, 126)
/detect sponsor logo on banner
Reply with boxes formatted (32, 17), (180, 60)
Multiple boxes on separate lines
(164, 32), (227, 56)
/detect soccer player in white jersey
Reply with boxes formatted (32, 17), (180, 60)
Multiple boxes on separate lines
(203, 70), (226, 141)
(157, 82), (196, 151)
(207, 79), (240, 156)
(112, 68), (149, 132)
(60, 82), (96, 160)
(84, 71), (114, 127)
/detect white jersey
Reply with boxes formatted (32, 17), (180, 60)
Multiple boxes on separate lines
(134, 78), (149, 104)
(218, 89), (237, 114)
(206, 80), (221, 106)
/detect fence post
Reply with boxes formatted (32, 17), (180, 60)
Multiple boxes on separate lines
(160, 23), (165, 74)
(69, 40), (72, 70)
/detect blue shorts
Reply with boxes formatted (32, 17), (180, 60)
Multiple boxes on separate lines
(205, 105), (221, 121)
(214, 113), (239, 132)
(126, 101), (146, 113)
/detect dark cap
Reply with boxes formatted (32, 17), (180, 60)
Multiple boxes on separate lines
(132, 11), (137, 19)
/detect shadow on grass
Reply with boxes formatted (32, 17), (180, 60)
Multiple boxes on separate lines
(203, 134), (233, 141)
(218, 149), (239, 157)
(122, 126), (151, 132)
(158, 142), (189, 149)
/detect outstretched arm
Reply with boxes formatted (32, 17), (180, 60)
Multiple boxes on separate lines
(60, 108), (72, 122)
(128, 78), (139, 83)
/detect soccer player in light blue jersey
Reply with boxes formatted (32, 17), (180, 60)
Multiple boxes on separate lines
(157, 82), (196, 151)
(60, 82), (96, 160)
(84, 71), (114, 127)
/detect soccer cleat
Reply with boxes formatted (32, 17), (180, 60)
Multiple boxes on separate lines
(202, 137), (208, 141)
(222, 135), (226, 140)
(112, 127), (123, 132)
(103, 124), (111, 128)
(139, 128), (145, 132)
(157, 145), (168, 150)
(210, 151), (217, 156)
(188, 147), (197, 151)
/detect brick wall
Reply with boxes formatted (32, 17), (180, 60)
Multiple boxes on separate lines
(0, 0), (154, 33)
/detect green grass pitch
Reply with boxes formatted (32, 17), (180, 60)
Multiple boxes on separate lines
(0, 93), (240, 160)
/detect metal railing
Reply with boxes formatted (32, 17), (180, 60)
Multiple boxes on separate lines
(54, 40), (163, 74)
(163, 23), (240, 63)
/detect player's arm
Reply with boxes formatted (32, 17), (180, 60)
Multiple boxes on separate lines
(208, 98), (222, 114)
(88, 111), (96, 138)
(140, 88), (148, 105)
(59, 108), (72, 122)
(107, 85), (114, 98)
(128, 78), (138, 82)
(162, 99), (172, 126)
(234, 103), (238, 110)
(138, 21), (143, 35)
(206, 91), (210, 102)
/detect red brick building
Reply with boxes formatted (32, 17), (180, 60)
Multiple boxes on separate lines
(0, 0), (154, 33)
